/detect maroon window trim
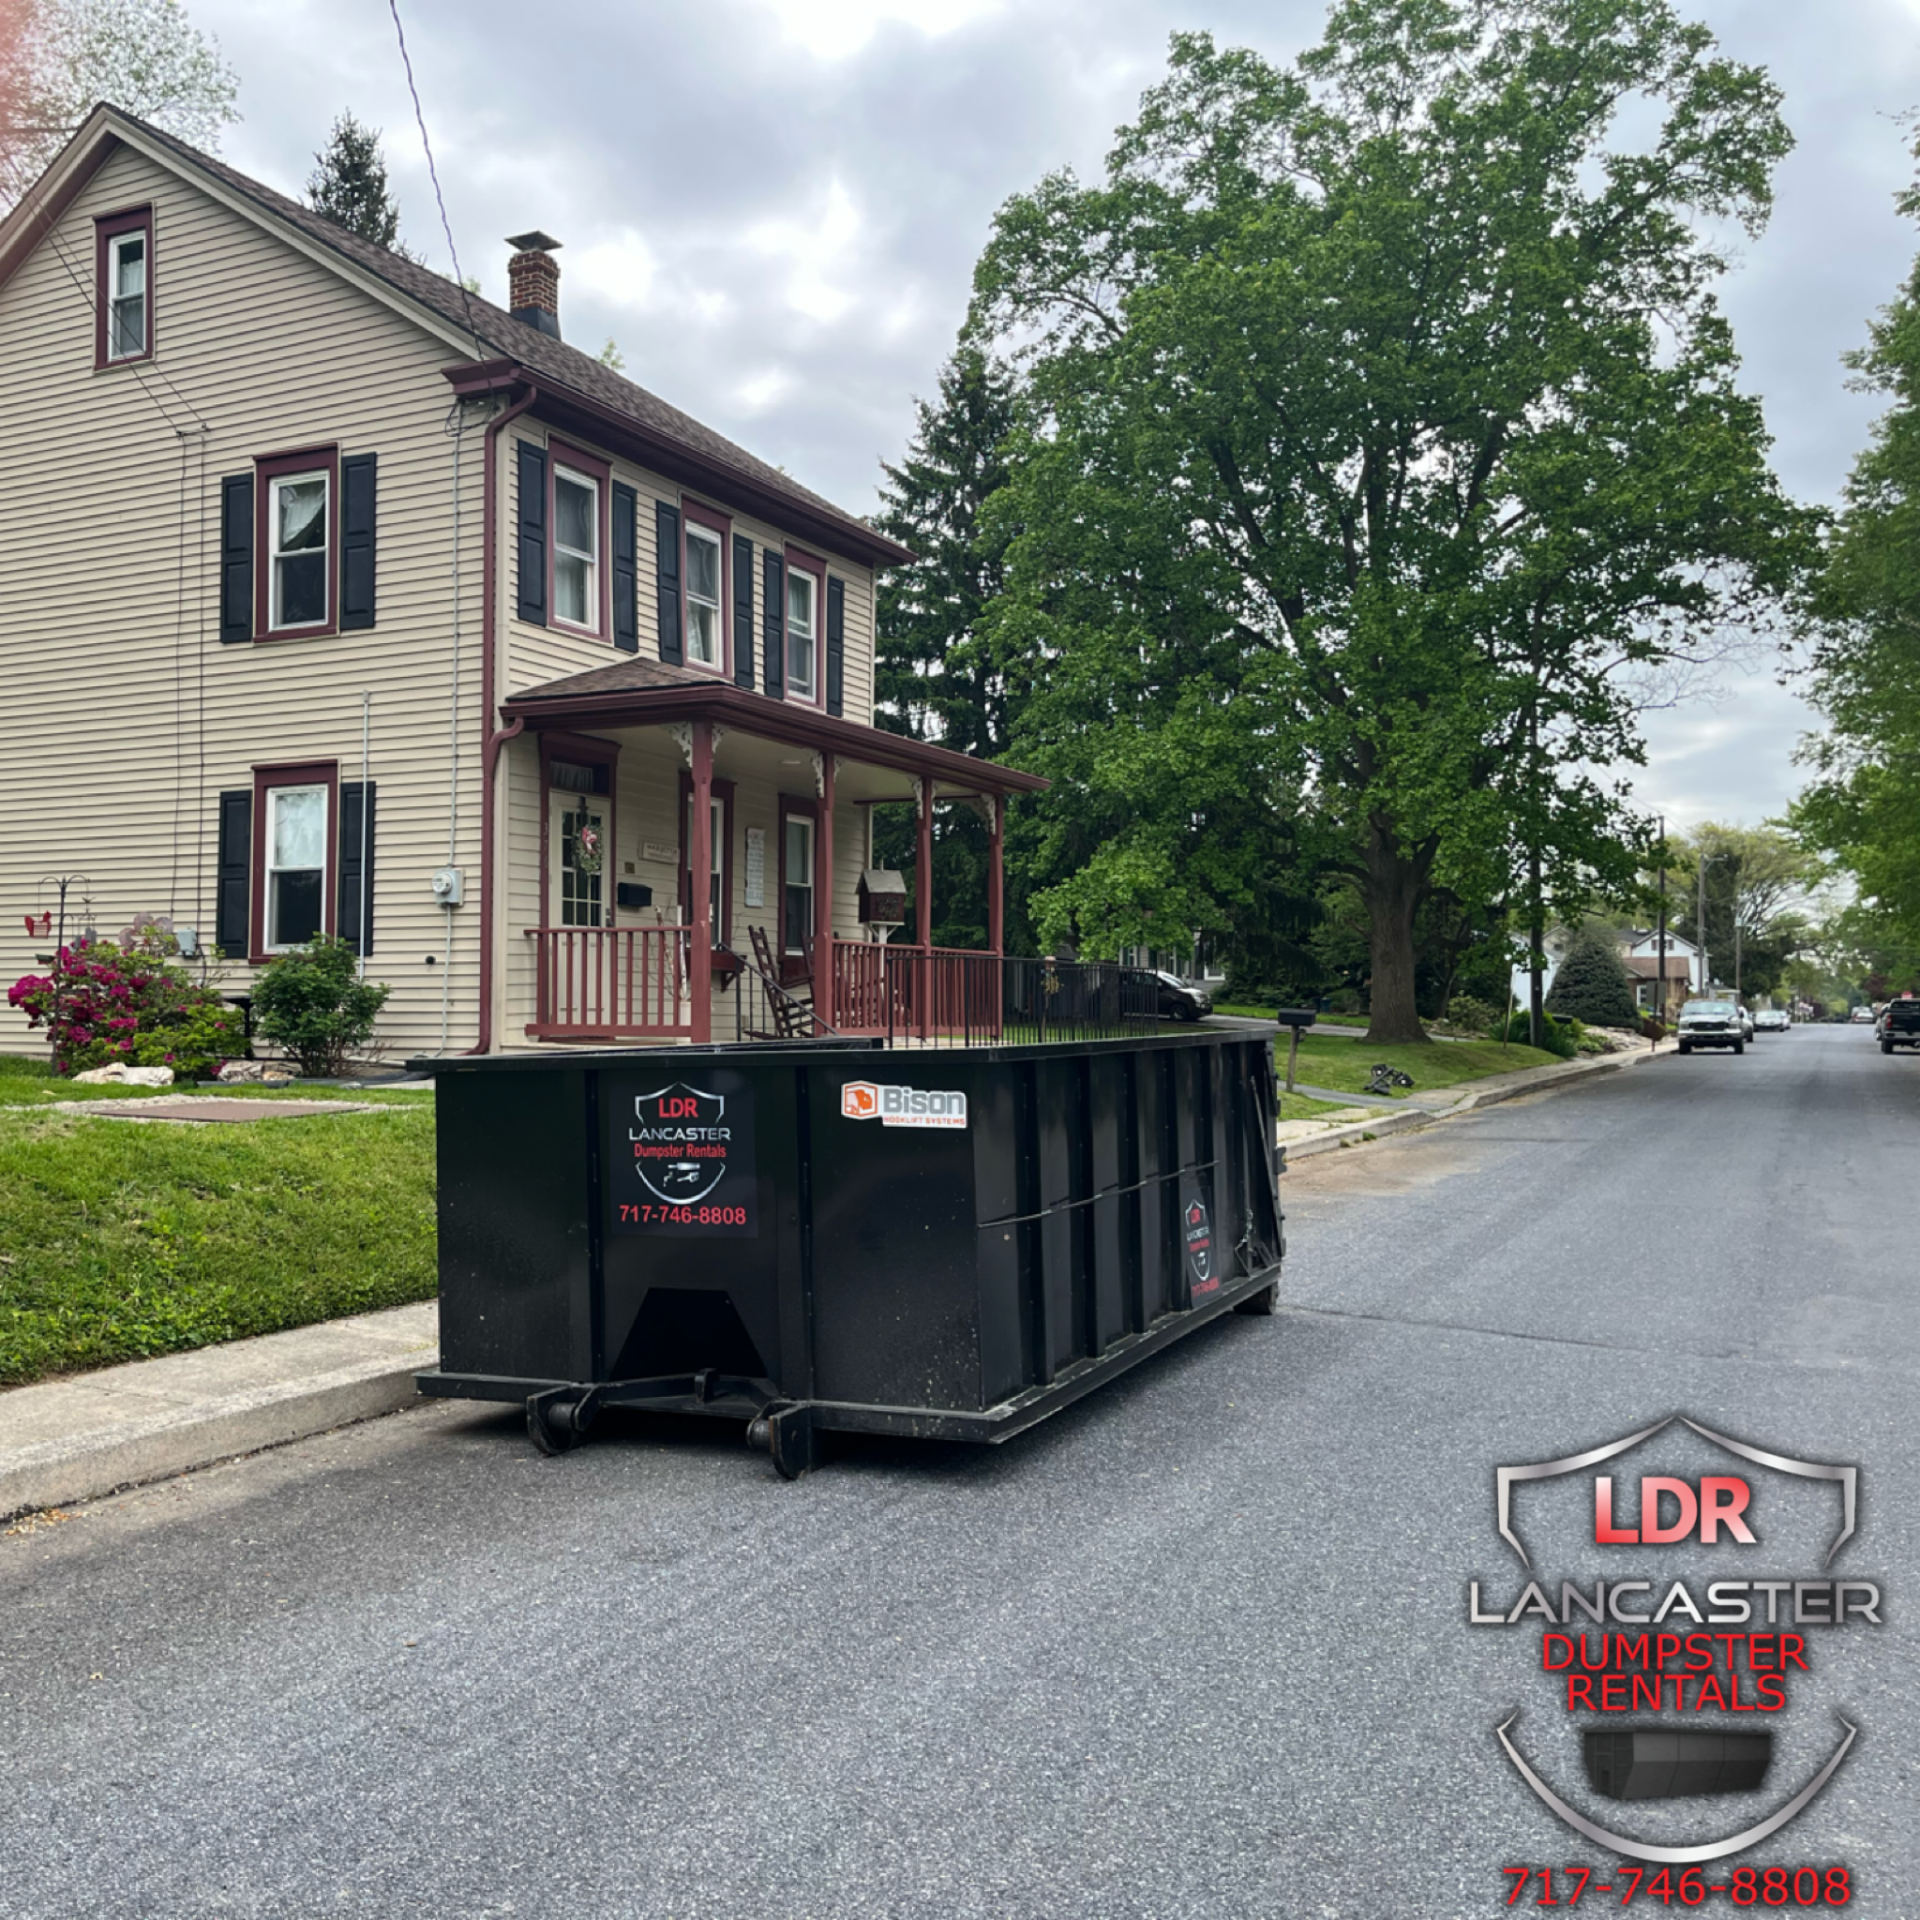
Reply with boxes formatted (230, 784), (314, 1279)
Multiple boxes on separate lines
(776, 793), (819, 981)
(549, 438), (612, 640)
(249, 760), (339, 963)
(538, 731), (620, 927)
(94, 206), (154, 369)
(254, 445), (341, 642)
(783, 544), (826, 709)
(681, 497), (732, 680)
(678, 771), (736, 946)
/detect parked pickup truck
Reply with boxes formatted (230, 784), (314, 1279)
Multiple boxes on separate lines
(1881, 997), (1920, 1053)
(1677, 1000), (1745, 1055)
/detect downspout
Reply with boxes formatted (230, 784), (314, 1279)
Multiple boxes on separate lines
(468, 385), (538, 1053)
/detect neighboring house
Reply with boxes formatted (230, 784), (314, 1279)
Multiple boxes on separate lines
(1618, 930), (1705, 1014)
(0, 106), (1044, 1058)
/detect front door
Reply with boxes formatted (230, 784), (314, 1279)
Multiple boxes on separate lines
(549, 790), (608, 928)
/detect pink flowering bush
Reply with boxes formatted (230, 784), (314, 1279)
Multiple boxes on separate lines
(8, 923), (245, 1078)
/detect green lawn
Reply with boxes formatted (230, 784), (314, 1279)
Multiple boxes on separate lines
(1278, 1090), (1356, 1121)
(1277, 1031), (1565, 1098)
(0, 1057), (436, 1386)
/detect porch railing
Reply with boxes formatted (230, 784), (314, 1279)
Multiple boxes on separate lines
(529, 925), (693, 1038)
(830, 942), (1157, 1047)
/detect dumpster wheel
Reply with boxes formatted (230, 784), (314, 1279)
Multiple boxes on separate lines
(527, 1388), (595, 1456)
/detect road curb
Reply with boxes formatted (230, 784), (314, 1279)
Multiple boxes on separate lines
(1284, 1044), (1669, 1162)
(0, 1306), (437, 1523)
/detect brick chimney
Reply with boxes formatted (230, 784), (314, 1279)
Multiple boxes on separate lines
(505, 230), (562, 340)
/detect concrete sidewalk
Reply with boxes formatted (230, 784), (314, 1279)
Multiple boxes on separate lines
(0, 1300), (437, 1523)
(1279, 1038), (1674, 1158)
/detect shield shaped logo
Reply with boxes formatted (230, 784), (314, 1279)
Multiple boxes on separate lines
(631, 1083), (731, 1206)
(1184, 1197), (1213, 1283)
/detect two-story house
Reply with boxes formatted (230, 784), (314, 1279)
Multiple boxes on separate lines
(0, 105), (1044, 1059)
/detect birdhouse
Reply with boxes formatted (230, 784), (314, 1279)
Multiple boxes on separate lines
(857, 869), (908, 937)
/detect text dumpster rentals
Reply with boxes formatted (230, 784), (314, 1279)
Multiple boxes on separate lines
(412, 1029), (1284, 1475)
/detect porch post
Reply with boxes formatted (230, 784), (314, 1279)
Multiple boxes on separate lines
(690, 721), (713, 1044)
(988, 793), (1005, 957)
(916, 779), (934, 951)
(814, 752), (836, 1029)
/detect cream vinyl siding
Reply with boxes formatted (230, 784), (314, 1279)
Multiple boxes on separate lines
(0, 145), (486, 1058)
(501, 729), (868, 1042)
(499, 427), (879, 723)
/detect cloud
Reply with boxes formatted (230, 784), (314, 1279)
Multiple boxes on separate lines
(180, 0), (1920, 825)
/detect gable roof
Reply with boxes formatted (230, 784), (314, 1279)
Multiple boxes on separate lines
(0, 105), (912, 569)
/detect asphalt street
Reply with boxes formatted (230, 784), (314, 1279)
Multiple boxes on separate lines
(3, 1024), (1915, 1918)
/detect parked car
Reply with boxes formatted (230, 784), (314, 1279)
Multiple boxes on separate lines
(1850, 1005), (1877, 1024)
(1152, 971), (1212, 1021)
(1676, 1000), (1745, 1054)
(1881, 997), (1920, 1053)
(1754, 1009), (1790, 1033)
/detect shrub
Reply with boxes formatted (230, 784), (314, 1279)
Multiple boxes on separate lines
(1493, 1009), (1580, 1058)
(1438, 994), (1505, 1036)
(251, 936), (390, 1076)
(8, 926), (245, 1078)
(1544, 928), (1642, 1027)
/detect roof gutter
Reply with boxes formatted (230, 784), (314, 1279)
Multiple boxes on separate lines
(468, 380), (538, 1054)
(443, 360), (915, 571)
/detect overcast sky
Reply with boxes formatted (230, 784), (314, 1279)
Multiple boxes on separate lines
(187, 0), (1920, 831)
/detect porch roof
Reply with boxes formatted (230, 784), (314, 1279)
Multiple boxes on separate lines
(500, 664), (1050, 797)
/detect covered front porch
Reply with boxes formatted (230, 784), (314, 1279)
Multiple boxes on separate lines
(495, 667), (1049, 1047)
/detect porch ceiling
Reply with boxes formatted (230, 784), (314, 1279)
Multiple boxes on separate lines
(500, 669), (1049, 797)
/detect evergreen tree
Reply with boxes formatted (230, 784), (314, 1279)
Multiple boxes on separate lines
(306, 111), (411, 256)
(871, 343), (1022, 947)
(1544, 927), (1640, 1028)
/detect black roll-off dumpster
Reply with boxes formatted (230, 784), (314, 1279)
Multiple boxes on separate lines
(411, 1029), (1284, 1475)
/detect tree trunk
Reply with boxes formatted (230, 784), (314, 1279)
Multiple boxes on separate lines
(1362, 827), (1429, 1044)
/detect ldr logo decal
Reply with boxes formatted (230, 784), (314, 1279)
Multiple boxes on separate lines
(629, 1082), (734, 1205)
(1184, 1197), (1217, 1292)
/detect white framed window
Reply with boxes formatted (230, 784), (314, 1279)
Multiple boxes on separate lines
(553, 466), (599, 628)
(266, 784), (328, 950)
(783, 815), (815, 955)
(684, 791), (727, 933)
(270, 471), (329, 630)
(686, 522), (723, 668)
(787, 568), (818, 700)
(106, 231), (147, 360)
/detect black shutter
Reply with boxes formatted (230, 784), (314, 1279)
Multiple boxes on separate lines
(762, 549), (785, 699)
(219, 474), (253, 642)
(826, 574), (846, 718)
(216, 788), (251, 954)
(611, 482), (639, 653)
(516, 441), (547, 625)
(337, 782), (377, 956)
(732, 535), (755, 688)
(655, 500), (683, 664)
(339, 452), (377, 631)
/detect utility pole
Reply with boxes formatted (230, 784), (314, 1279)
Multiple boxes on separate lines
(1656, 817), (1668, 1032)
(1527, 702), (1544, 1050)
(1697, 849), (1709, 992)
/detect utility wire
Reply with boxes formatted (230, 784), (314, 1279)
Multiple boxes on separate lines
(385, 0), (487, 363)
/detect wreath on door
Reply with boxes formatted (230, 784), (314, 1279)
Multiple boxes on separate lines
(571, 816), (604, 877)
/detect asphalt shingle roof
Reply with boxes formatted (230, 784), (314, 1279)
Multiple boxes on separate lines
(109, 110), (902, 565)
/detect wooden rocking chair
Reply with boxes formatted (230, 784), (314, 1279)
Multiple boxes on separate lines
(746, 925), (817, 1039)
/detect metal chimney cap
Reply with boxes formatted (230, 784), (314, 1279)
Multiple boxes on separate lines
(505, 230), (562, 253)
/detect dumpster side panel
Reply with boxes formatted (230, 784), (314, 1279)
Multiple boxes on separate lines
(971, 1067), (1029, 1407)
(1034, 1054), (1090, 1378)
(434, 1067), (589, 1381)
(807, 1067), (982, 1408)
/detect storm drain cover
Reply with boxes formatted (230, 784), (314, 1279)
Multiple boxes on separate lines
(81, 1098), (374, 1124)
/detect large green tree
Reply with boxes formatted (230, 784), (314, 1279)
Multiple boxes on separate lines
(969, 3), (1810, 1041)
(1793, 135), (1920, 955)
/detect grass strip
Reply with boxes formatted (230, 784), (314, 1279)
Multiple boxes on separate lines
(0, 1060), (436, 1385)
(1274, 1031), (1564, 1097)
